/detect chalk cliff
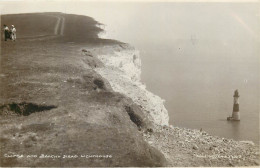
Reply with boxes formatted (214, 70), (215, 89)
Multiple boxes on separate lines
(91, 44), (169, 126)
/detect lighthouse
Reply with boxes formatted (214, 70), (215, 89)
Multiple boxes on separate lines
(227, 89), (240, 121)
(232, 90), (240, 120)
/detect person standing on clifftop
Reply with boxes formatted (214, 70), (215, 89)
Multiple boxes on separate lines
(10, 25), (16, 41)
(3, 25), (10, 41)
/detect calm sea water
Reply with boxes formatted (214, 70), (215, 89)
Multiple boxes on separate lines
(2, 2), (259, 143)
(86, 3), (260, 144)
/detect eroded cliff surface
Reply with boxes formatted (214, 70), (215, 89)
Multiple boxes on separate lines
(90, 45), (169, 126)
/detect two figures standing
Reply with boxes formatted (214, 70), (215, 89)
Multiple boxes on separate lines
(3, 24), (16, 41)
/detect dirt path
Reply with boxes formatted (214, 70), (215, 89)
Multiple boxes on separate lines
(16, 13), (65, 41)
(46, 13), (65, 36)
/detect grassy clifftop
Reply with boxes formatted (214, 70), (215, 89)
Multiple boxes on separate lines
(0, 13), (167, 167)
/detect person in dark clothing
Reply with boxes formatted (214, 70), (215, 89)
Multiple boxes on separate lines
(3, 24), (10, 41)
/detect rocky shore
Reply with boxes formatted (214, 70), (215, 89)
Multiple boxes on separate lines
(93, 27), (259, 166)
(144, 125), (259, 166)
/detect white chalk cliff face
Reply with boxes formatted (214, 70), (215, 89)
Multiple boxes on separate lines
(96, 24), (107, 39)
(92, 44), (169, 126)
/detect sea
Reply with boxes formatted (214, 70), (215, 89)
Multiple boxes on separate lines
(82, 2), (260, 144)
(2, 2), (259, 144)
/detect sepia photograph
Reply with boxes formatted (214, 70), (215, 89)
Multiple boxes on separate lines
(0, 0), (259, 167)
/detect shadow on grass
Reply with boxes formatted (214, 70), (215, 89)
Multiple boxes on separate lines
(0, 102), (57, 116)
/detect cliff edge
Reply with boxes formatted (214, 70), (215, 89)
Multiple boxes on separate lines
(0, 13), (167, 167)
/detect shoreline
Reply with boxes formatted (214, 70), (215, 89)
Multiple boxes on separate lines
(94, 24), (259, 166)
(97, 23), (258, 144)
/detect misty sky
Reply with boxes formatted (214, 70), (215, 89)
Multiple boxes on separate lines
(0, 1), (259, 43)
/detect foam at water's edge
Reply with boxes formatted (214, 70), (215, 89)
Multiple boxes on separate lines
(94, 26), (169, 126)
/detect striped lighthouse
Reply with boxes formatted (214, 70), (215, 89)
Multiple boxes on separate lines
(232, 89), (240, 121)
(227, 89), (240, 121)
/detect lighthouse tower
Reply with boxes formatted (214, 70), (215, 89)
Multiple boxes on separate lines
(232, 89), (240, 121)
